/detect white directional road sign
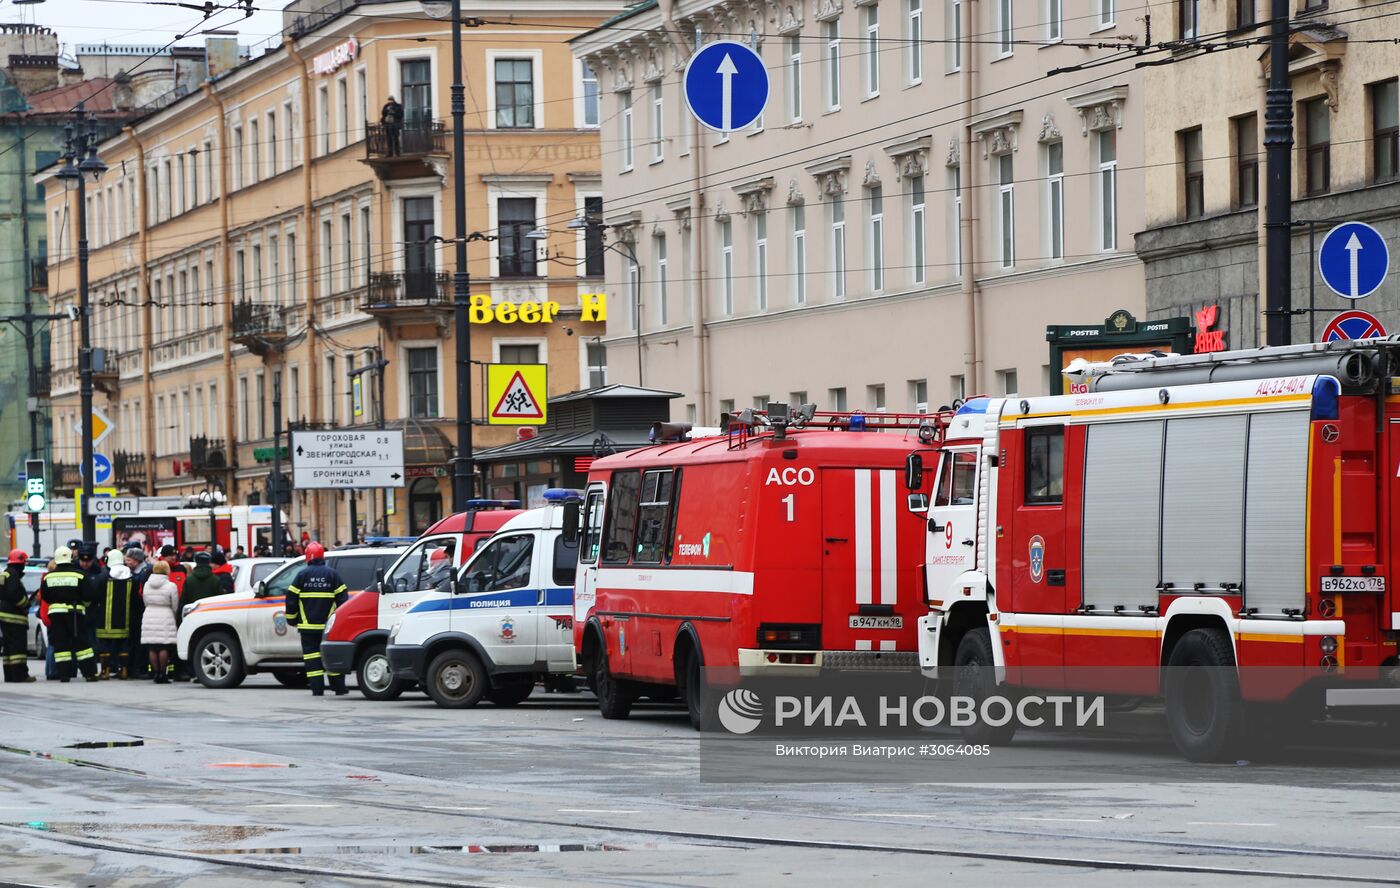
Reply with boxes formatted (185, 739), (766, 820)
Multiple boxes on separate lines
(291, 430), (406, 489)
(1319, 221), (1389, 299)
(91, 497), (138, 516)
(683, 40), (769, 133)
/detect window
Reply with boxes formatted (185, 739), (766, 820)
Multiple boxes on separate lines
(656, 233), (669, 325)
(999, 0), (1013, 54)
(361, 204), (372, 284)
(255, 371), (266, 438)
(792, 204), (807, 303)
(621, 91), (634, 171)
(324, 354), (337, 424)
(317, 84), (330, 155)
(1046, 142), (1064, 259)
(789, 390), (809, 407)
(997, 154), (1014, 268)
(1182, 127), (1204, 218)
(1235, 114), (1259, 207)
(1235, 0), (1254, 27)
(907, 0), (923, 83)
(1024, 426), (1064, 504)
(909, 178), (927, 285)
(950, 165), (962, 277)
(602, 471), (641, 563)
(829, 387), (848, 411)
(950, 374), (965, 402)
(579, 487), (605, 563)
(627, 255), (640, 330)
(1305, 97), (1331, 195)
(1372, 80), (1398, 182)
(499, 343), (540, 364)
(283, 101), (295, 168)
(249, 118), (260, 182)
(936, 450), (978, 506)
(337, 75), (349, 149)
(407, 347), (439, 418)
(832, 195), (847, 297)
(266, 111), (277, 176)
(1179, 0), (1198, 39)
(788, 36), (803, 122)
(463, 534), (534, 592)
(948, 0), (962, 71)
(754, 214), (768, 310)
(340, 212), (352, 291)
(721, 219), (734, 315)
(864, 3), (880, 98)
(910, 378), (928, 412)
(495, 58), (535, 128)
(383, 536), (457, 593)
(321, 218), (334, 295)
(587, 341), (607, 387)
(824, 19), (841, 111)
(1099, 0), (1115, 25)
(356, 68), (367, 140)
(234, 248), (245, 301)
(998, 368), (1019, 395)
(400, 58), (432, 125)
(285, 234), (296, 302)
(1098, 129), (1117, 250)
(650, 83), (664, 162)
(252, 245), (262, 300)
(1047, 0), (1063, 40)
(868, 384), (886, 412)
(869, 185), (884, 291)
(498, 197), (537, 277)
(269, 235), (280, 304)
(721, 399), (737, 417)
(635, 469), (679, 563)
(231, 125), (243, 189)
(584, 196), (604, 276)
(581, 60), (600, 127)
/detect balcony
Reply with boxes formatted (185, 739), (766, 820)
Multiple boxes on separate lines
(113, 450), (147, 492)
(29, 259), (47, 292)
(363, 270), (452, 320)
(362, 121), (447, 181)
(190, 436), (231, 474)
(52, 461), (79, 492)
(30, 365), (49, 397)
(231, 300), (287, 357)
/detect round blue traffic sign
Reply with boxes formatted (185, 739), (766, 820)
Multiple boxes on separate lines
(1318, 221), (1389, 300)
(90, 453), (112, 485)
(1322, 309), (1387, 342)
(683, 40), (769, 133)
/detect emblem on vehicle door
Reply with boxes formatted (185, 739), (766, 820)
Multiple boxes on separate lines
(1028, 535), (1045, 584)
(499, 616), (516, 642)
(273, 613), (288, 636)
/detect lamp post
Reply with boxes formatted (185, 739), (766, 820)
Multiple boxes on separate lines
(56, 105), (106, 544)
(421, 0), (482, 513)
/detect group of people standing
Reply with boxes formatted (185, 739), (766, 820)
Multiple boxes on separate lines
(0, 541), (236, 684)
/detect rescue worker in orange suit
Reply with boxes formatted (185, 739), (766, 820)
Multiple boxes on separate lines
(93, 549), (138, 679)
(0, 549), (34, 682)
(41, 546), (98, 682)
(285, 541), (348, 696)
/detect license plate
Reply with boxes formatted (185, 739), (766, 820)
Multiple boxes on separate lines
(1320, 576), (1386, 593)
(849, 615), (903, 630)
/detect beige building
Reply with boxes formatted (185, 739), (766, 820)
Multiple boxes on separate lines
(573, 0), (1149, 422)
(1137, 0), (1400, 345)
(42, 0), (623, 543)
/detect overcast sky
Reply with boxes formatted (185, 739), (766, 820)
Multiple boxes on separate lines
(20, 0), (288, 55)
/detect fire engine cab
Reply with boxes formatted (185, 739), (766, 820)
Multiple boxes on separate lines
(572, 403), (940, 729)
(914, 339), (1400, 761)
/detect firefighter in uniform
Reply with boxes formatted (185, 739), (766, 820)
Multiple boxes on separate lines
(285, 541), (348, 696)
(94, 549), (138, 679)
(0, 549), (34, 682)
(41, 546), (98, 682)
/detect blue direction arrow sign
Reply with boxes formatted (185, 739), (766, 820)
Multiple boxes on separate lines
(683, 40), (769, 133)
(1318, 221), (1389, 300)
(83, 453), (113, 486)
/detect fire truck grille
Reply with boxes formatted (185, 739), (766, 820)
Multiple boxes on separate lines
(822, 650), (920, 672)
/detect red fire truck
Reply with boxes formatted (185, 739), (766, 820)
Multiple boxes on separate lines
(915, 340), (1400, 761)
(571, 403), (941, 728)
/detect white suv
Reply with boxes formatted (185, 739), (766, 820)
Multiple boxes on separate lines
(177, 545), (406, 689)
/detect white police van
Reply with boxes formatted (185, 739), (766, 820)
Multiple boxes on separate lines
(385, 491), (581, 709)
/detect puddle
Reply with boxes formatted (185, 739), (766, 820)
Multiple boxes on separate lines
(208, 762), (296, 769)
(63, 740), (146, 750)
(12, 822), (281, 842)
(0, 744), (148, 777)
(187, 842), (632, 856)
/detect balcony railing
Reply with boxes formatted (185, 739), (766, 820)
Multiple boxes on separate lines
(114, 450), (147, 487)
(30, 365), (49, 396)
(29, 259), (47, 291)
(52, 461), (79, 490)
(190, 436), (230, 473)
(366, 270), (452, 310)
(366, 120), (446, 158)
(232, 301), (285, 338)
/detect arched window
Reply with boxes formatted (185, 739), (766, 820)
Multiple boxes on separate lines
(409, 477), (442, 535)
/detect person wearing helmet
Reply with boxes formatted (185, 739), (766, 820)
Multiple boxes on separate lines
(40, 546), (98, 682)
(285, 541), (348, 696)
(0, 549), (33, 682)
(93, 549), (138, 680)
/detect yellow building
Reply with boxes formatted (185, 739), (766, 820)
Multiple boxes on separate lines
(41, 0), (624, 542)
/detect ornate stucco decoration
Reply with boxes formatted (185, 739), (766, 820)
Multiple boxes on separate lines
(803, 154), (852, 197)
(970, 110), (1023, 158)
(732, 176), (776, 216)
(883, 135), (932, 180)
(1065, 85), (1129, 135)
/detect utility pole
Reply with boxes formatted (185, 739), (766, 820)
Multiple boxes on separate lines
(1264, 0), (1294, 346)
(271, 374), (283, 555)
(19, 134), (40, 558)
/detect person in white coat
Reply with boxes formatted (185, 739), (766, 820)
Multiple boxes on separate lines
(140, 561), (179, 684)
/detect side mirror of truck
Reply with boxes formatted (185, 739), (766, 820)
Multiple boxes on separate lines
(254, 580), (268, 598)
(561, 500), (581, 545)
(374, 567), (385, 588)
(904, 453), (924, 491)
(907, 493), (930, 514)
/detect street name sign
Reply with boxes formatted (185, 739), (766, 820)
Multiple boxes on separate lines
(291, 430), (406, 489)
(683, 40), (769, 133)
(1319, 221), (1389, 300)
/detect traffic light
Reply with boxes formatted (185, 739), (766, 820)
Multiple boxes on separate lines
(265, 471), (291, 506)
(24, 458), (45, 513)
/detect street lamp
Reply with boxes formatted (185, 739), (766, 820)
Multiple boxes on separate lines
(57, 105), (105, 543)
(421, 0), (482, 513)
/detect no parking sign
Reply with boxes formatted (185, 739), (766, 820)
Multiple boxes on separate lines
(1322, 310), (1387, 342)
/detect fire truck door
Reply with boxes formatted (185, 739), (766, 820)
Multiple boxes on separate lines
(925, 449), (979, 601)
(822, 467), (904, 650)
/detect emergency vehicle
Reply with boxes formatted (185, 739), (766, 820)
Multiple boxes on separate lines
(320, 500), (522, 700)
(384, 492), (580, 709)
(915, 339), (1400, 761)
(571, 404), (940, 728)
(8, 502), (283, 556)
(177, 544), (406, 688)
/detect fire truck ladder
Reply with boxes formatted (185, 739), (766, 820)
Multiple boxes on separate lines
(716, 402), (957, 450)
(1080, 337), (1400, 392)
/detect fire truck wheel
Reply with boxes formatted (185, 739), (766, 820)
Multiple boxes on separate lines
(593, 646), (634, 720)
(1164, 628), (1244, 763)
(951, 628), (1017, 746)
(683, 646), (709, 731)
(424, 648), (488, 709)
(193, 631), (246, 689)
(486, 674), (535, 706)
(356, 643), (407, 701)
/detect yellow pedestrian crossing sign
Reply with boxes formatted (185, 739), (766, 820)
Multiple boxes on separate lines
(487, 363), (546, 425)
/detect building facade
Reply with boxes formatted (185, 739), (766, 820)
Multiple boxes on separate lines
(1137, 0), (1400, 345)
(573, 0), (1149, 423)
(42, 0), (621, 542)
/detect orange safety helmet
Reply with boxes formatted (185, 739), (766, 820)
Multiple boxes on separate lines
(304, 540), (326, 561)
